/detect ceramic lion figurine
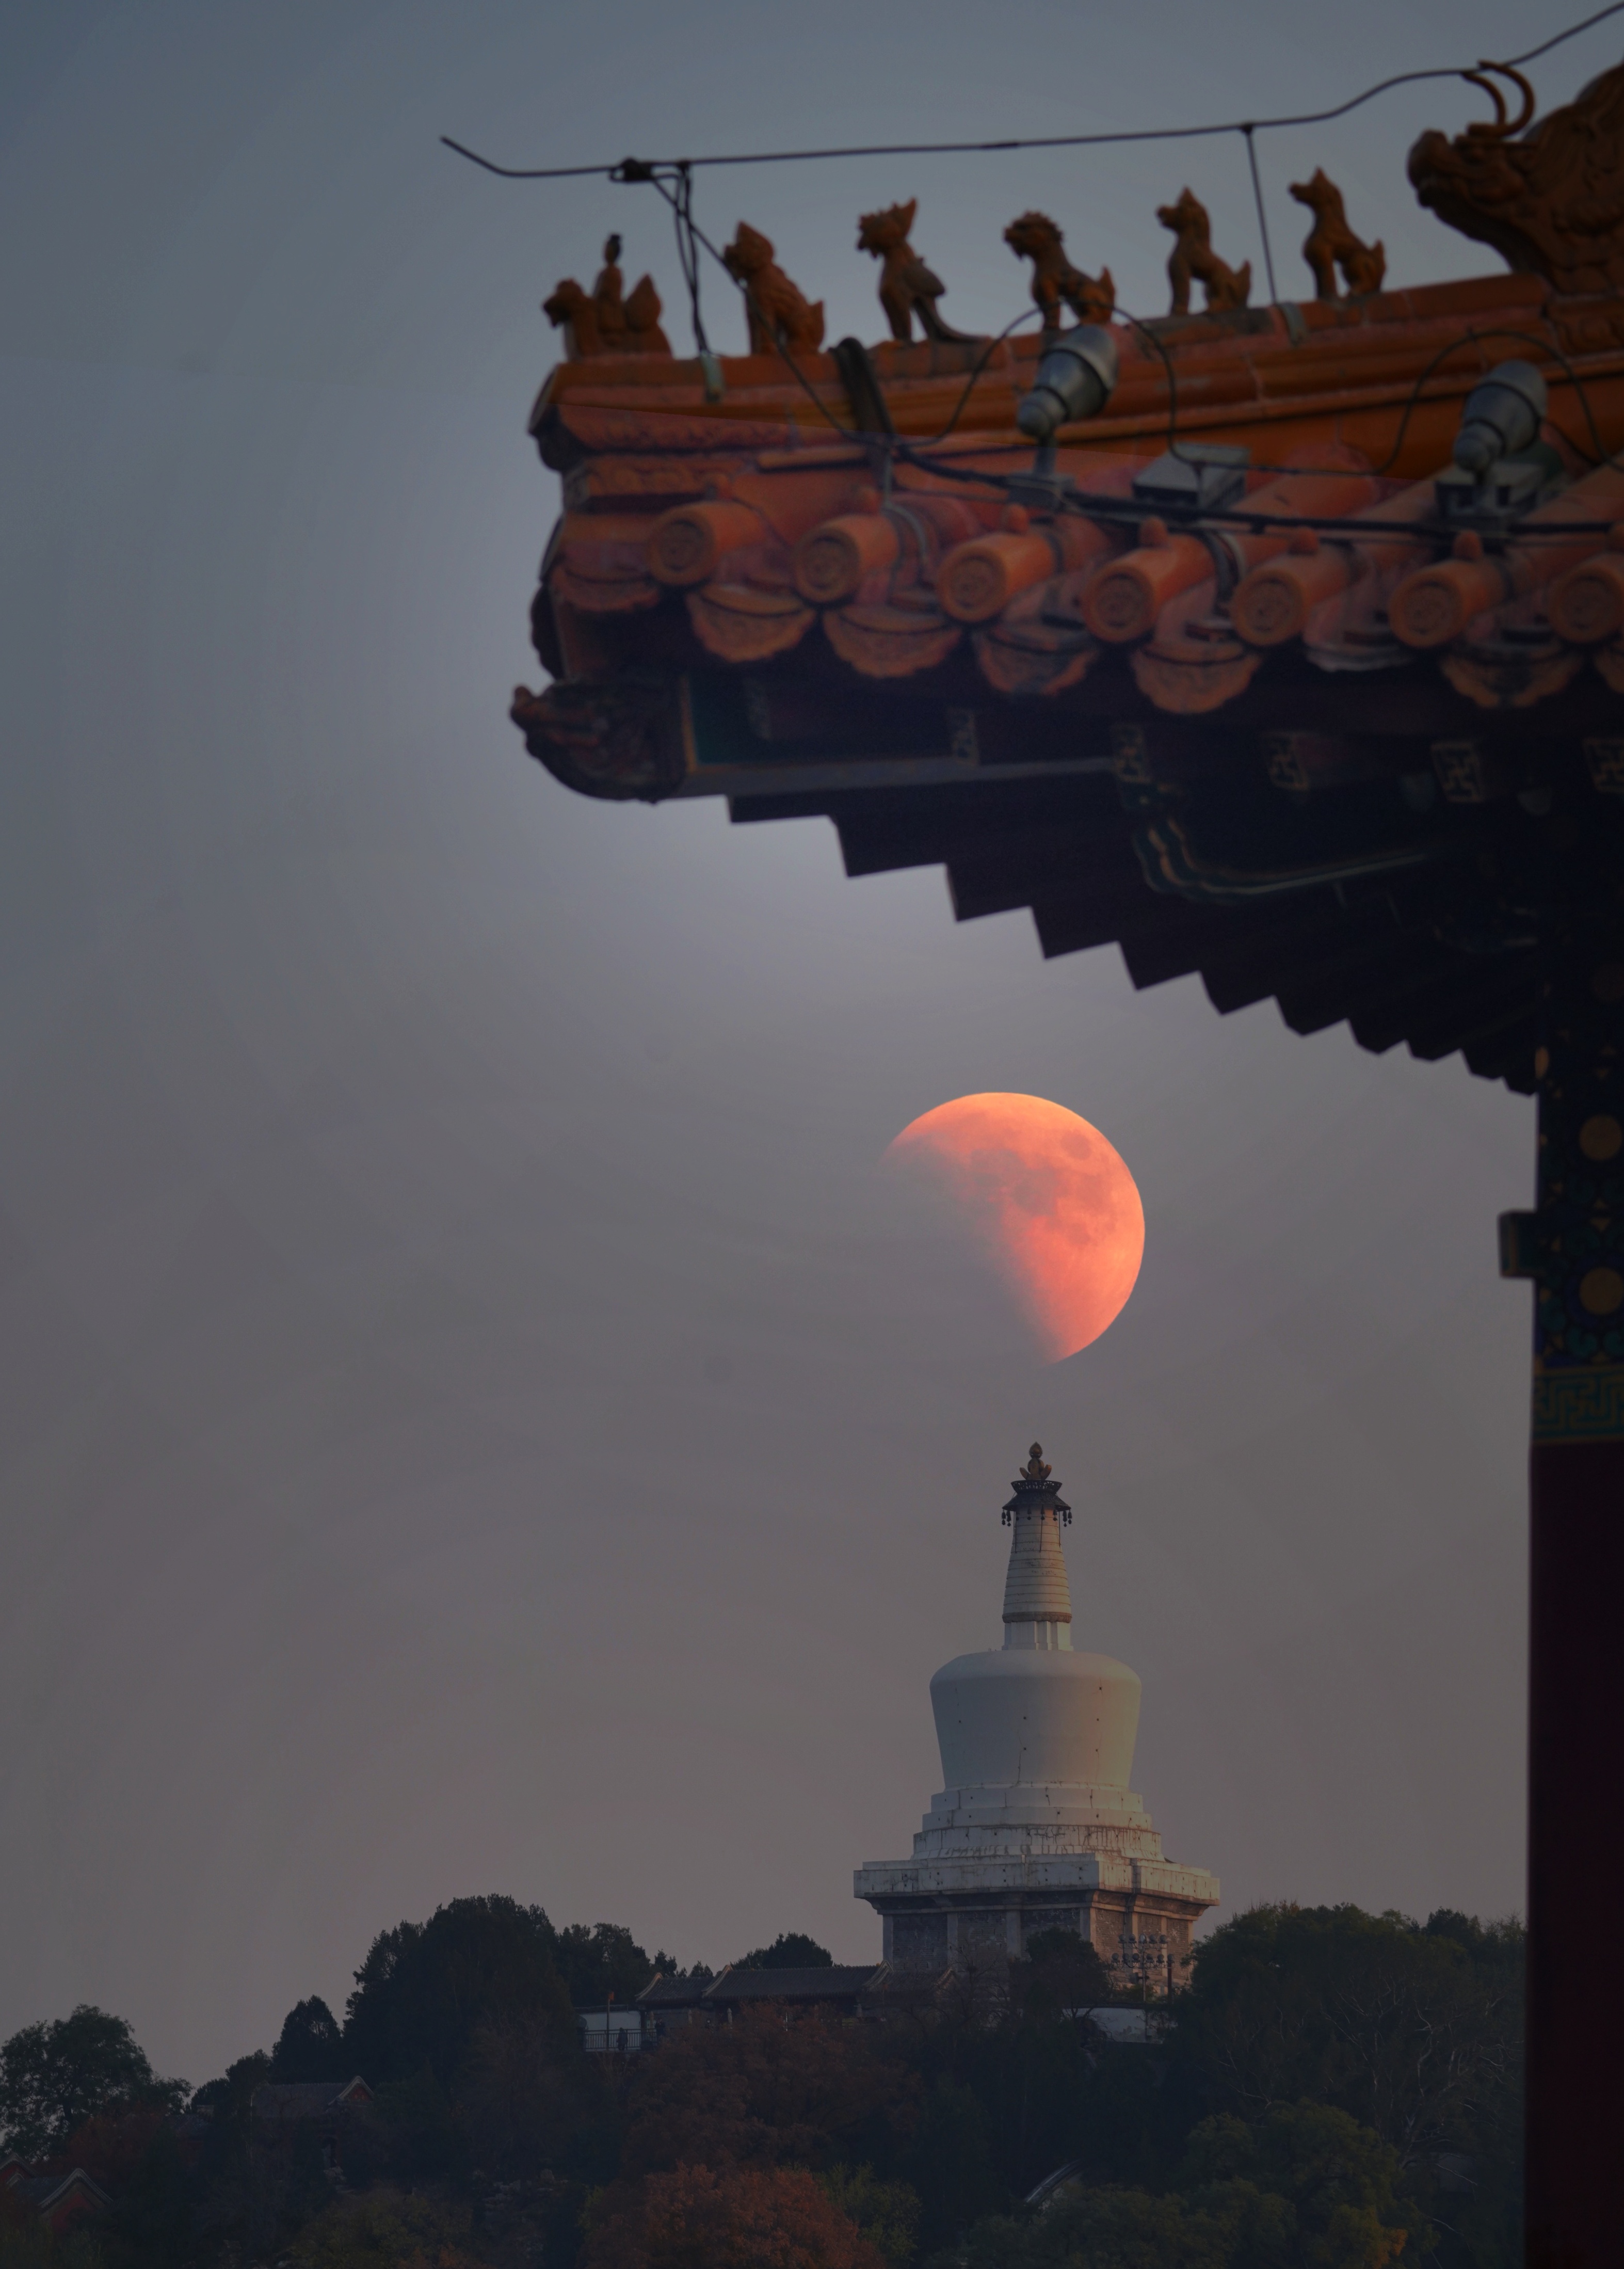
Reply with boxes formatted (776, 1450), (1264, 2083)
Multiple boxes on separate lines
(1156, 187), (1251, 315)
(1004, 211), (1115, 328)
(858, 199), (975, 343)
(1291, 170), (1386, 299)
(722, 223), (825, 355)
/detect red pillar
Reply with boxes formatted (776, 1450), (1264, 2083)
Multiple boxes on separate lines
(1505, 939), (1624, 2268)
(1526, 1440), (1624, 2267)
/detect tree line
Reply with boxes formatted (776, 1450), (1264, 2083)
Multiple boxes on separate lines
(0, 1897), (1522, 2267)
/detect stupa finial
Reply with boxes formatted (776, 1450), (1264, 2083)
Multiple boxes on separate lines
(1002, 1443), (1071, 1529)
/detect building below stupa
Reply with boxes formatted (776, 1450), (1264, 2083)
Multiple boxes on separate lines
(855, 1444), (1218, 1985)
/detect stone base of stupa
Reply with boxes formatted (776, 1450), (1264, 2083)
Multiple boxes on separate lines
(856, 1846), (1219, 1974)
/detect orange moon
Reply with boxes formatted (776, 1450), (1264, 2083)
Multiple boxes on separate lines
(885, 1094), (1145, 1362)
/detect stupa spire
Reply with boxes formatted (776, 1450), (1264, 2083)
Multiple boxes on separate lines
(1000, 1441), (1073, 1649)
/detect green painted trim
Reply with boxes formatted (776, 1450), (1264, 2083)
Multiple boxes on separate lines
(1533, 1363), (1624, 1443)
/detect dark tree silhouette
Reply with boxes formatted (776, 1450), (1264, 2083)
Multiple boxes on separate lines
(0, 2006), (185, 2159)
(341, 1895), (575, 2089)
(1172, 1903), (1524, 2166)
(269, 1997), (346, 2083)
(554, 1923), (678, 2007)
(731, 1934), (834, 1972)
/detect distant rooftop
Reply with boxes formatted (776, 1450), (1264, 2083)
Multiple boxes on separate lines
(708, 1964), (888, 2002)
(251, 2076), (373, 2121)
(633, 1962), (948, 2015)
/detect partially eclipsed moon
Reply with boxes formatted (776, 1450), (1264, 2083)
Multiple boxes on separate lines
(886, 1094), (1145, 1362)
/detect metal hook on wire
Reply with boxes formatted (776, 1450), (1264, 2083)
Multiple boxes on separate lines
(1240, 125), (1281, 309)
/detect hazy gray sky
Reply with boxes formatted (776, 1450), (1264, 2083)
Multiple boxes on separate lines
(2, 0), (1599, 2087)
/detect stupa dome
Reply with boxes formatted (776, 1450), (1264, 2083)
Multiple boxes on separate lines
(927, 1650), (1147, 1839)
(917, 1447), (1156, 1856)
(855, 1442), (1217, 1977)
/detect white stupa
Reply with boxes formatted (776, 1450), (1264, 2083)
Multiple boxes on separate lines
(855, 1444), (1218, 1979)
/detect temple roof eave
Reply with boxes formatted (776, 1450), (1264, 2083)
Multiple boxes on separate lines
(522, 69), (1624, 1101)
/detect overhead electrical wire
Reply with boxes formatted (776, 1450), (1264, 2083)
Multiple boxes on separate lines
(440, 2), (1624, 181)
